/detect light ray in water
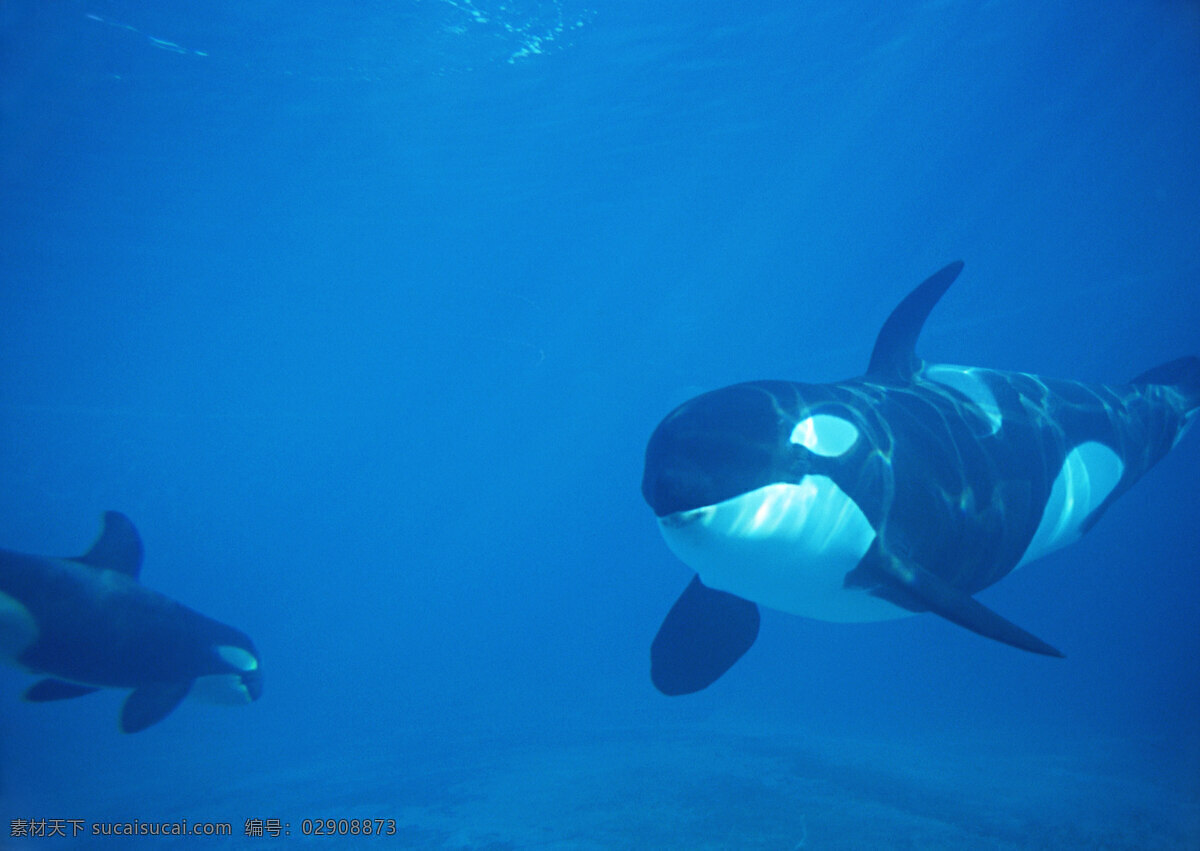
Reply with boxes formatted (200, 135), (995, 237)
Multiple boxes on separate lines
(85, 13), (209, 57)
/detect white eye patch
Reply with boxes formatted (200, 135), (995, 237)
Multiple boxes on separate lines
(790, 414), (859, 457)
(216, 645), (258, 671)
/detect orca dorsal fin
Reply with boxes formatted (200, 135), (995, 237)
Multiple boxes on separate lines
(866, 261), (964, 381)
(75, 511), (143, 578)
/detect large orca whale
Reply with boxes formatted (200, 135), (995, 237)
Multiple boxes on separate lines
(643, 262), (1199, 695)
(0, 512), (262, 731)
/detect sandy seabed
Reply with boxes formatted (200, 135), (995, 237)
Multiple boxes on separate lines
(10, 723), (1199, 849)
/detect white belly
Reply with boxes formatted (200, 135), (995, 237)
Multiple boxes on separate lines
(658, 478), (907, 622)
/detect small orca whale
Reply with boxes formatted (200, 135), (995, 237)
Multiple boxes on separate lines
(0, 512), (262, 731)
(643, 262), (1199, 695)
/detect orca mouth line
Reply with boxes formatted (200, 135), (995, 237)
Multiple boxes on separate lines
(643, 475), (754, 520)
(658, 506), (715, 528)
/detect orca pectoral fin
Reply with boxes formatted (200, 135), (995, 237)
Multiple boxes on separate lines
(120, 682), (192, 733)
(872, 558), (1064, 658)
(24, 679), (101, 702)
(651, 575), (760, 696)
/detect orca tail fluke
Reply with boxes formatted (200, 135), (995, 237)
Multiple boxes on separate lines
(1132, 355), (1200, 407)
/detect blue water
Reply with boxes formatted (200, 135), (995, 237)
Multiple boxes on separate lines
(2, 1), (1198, 847)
